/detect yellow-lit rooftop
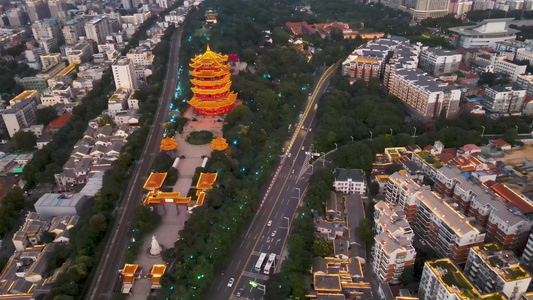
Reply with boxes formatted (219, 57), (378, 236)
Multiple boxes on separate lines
(56, 62), (79, 78)
(352, 56), (380, 64)
(160, 136), (178, 151)
(143, 172), (167, 190)
(121, 264), (138, 275)
(196, 172), (217, 190)
(10, 90), (38, 103)
(150, 264), (167, 276)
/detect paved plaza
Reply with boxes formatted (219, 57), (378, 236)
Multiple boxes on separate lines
(127, 109), (223, 298)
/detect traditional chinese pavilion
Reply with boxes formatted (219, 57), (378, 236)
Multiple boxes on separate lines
(210, 136), (228, 151)
(187, 45), (237, 115)
(160, 136), (178, 152)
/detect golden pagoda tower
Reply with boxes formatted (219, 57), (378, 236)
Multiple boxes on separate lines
(160, 136), (178, 152)
(187, 45), (237, 115)
(210, 136), (228, 151)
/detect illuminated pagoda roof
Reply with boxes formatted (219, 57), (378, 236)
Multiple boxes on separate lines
(196, 172), (217, 190)
(211, 136), (229, 151)
(196, 190), (206, 206)
(160, 136), (178, 151)
(143, 172), (167, 190)
(189, 45), (228, 68)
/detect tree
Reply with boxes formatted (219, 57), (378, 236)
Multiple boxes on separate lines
(152, 153), (173, 172)
(359, 218), (373, 245)
(98, 114), (115, 127)
(312, 236), (333, 257)
(503, 127), (518, 145)
(12, 131), (37, 151)
(36, 107), (58, 126)
(401, 267), (415, 286)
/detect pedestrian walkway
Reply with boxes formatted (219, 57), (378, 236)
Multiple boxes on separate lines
(127, 115), (223, 298)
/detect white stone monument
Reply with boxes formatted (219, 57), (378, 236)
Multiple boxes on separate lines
(150, 235), (162, 256)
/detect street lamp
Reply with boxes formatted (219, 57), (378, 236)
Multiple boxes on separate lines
(515, 125), (519, 132)
(350, 136), (354, 142)
(334, 143), (337, 150)
(390, 128), (393, 136)
(369, 131), (373, 140)
(295, 187), (301, 199)
(412, 127), (417, 138)
(481, 126), (485, 137)
(284, 216), (289, 228)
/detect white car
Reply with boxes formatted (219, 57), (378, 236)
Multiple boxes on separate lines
(288, 153), (291, 158)
(227, 278), (235, 288)
(267, 220), (272, 227)
(271, 230), (277, 237)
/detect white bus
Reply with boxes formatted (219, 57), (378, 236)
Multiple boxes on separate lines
(263, 253), (277, 275)
(254, 253), (267, 272)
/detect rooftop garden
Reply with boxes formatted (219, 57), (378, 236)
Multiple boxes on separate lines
(417, 151), (445, 169)
(482, 293), (506, 300)
(479, 244), (500, 256)
(505, 266), (529, 281)
(430, 260), (477, 299)
(487, 255), (504, 268)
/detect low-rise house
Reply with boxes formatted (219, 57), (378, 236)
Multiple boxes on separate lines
(333, 168), (366, 195)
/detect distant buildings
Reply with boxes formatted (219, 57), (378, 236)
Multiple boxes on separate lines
(85, 17), (112, 44)
(333, 168), (367, 195)
(375, 0), (449, 19)
(31, 19), (63, 45)
(1, 90), (40, 138)
(449, 18), (518, 48)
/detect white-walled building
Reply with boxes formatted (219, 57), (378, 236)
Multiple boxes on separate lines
(494, 59), (527, 82)
(419, 48), (462, 76)
(482, 85), (526, 114)
(112, 57), (138, 90)
(449, 18), (518, 48)
(333, 168), (366, 195)
(85, 17), (112, 44)
(108, 88), (131, 116)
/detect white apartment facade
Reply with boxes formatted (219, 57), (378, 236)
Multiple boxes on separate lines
(482, 85), (526, 114)
(333, 168), (367, 195)
(493, 59), (527, 82)
(419, 48), (462, 76)
(85, 17), (112, 44)
(112, 57), (139, 90)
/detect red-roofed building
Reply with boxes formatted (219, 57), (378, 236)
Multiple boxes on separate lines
(285, 22), (316, 35)
(461, 144), (481, 155)
(46, 113), (72, 134)
(491, 139), (511, 151)
(491, 183), (533, 214)
(459, 62), (470, 72)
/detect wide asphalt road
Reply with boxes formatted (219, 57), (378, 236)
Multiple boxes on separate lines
(205, 62), (340, 300)
(86, 26), (184, 300)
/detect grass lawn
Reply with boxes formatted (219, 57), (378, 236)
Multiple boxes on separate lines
(187, 130), (213, 145)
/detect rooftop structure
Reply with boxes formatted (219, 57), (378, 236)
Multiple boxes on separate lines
(196, 172), (217, 190)
(149, 264), (167, 289)
(465, 244), (531, 300)
(210, 136), (228, 151)
(187, 45), (237, 115)
(449, 18), (518, 48)
(143, 172), (167, 190)
(419, 259), (506, 300)
(333, 168), (366, 195)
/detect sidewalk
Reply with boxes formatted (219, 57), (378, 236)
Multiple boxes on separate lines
(127, 118), (222, 299)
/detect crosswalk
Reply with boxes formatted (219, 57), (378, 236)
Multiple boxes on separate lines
(242, 271), (269, 281)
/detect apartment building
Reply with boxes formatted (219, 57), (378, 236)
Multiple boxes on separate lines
(383, 43), (422, 89)
(482, 85), (526, 114)
(378, 0), (449, 19)
(108, 88), (131, 117)
(31, 19), (63, 45)
(373, 201), (416, 283)
(435, 166), (532, 254)
(65, 43), (94, 64)
(7, 7), (27, 27)
(40, 53), (61, 70)
(112, 57), (138, 90)
(465, 244), (531, 300)
(12, 212), (47, 251)
(493, 59), (527, 82)
(517, 75), (533, 97)
(62, 19), (85, 45)
(342, 38), (405, 82)
(414, 190), (485, 263)
(26, 0), (51, 23)
(449, 18), (518, 48)
(419, 48), (462, 77)
(85, 17), (112, 44)
(411, 150), (445, 180)
(419, 259), (506, 300)
(516, 50), (533, 65)
(333, 168), (367, 195)
(385, 170), (430, 221)
(1, 91), (40, 138)
(126, 47), (154, 66)
(387, 69), (461, 120)
(48, 0), (66, 20)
